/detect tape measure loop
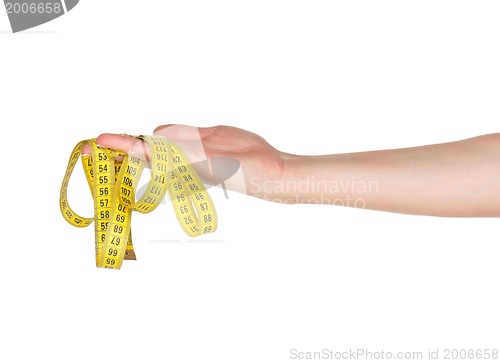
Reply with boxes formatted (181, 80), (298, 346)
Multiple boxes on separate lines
(60, 135), (218, 269)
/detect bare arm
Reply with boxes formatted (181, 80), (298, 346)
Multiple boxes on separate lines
(279, 133), (500, 217)
(92, 126), (500, 217)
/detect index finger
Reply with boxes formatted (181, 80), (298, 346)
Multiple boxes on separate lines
(95, 134), (150, 161)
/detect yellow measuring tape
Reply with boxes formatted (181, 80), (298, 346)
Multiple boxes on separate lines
(60, 135), (217, 269)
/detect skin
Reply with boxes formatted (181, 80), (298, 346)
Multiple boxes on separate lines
(82, 124), (500, 217)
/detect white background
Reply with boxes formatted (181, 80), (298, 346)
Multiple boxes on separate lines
(1, 1), (499, 362)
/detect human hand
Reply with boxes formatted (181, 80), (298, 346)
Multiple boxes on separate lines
(83, 124), (291, 200)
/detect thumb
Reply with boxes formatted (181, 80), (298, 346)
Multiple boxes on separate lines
(154, 124), (208, 164)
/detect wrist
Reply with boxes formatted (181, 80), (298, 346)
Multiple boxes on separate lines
(270, 152), (308, 203)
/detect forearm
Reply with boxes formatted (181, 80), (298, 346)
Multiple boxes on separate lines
(273, 134), (500, 217)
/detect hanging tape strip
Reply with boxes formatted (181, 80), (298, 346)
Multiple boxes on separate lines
(60, 135), (217, 269)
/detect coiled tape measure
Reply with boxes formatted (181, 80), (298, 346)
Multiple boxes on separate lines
(60, 135), (217, 269)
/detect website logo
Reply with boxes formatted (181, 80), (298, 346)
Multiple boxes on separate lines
(3, 0), (79, 33)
